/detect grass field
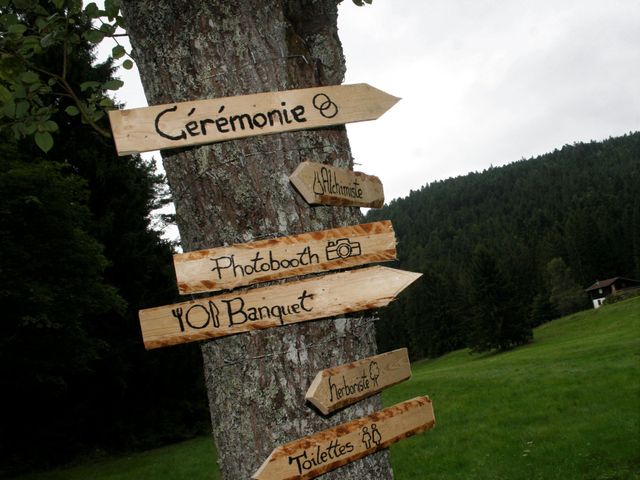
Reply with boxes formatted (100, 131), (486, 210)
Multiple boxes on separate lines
(10, 297), (639, 480)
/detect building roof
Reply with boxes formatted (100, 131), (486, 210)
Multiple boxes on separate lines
(585, 277), (640, 292)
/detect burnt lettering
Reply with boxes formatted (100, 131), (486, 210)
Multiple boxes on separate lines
(153, 101), (308, 141)
(312, 166), (364, 200)
(288, 439), (354, 475)
(210, 247), (320, 279)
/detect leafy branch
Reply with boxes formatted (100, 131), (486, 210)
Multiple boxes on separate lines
(0, 0), (132, 152)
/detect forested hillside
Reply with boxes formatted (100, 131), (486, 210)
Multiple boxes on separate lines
(366, 133), (640, 359)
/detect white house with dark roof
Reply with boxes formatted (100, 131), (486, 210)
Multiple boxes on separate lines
(585, 277), (640, 308)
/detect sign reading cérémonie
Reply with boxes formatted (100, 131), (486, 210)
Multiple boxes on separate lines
(108, 84), (399, 155)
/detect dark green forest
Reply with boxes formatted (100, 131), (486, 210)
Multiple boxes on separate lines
(367, 133), (640, 359)
(0, 13), (207, 476)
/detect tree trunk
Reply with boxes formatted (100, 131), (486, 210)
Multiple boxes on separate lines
(121, 1), (394, 478)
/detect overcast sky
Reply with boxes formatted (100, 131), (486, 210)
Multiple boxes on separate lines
(110, 0), (640, 203)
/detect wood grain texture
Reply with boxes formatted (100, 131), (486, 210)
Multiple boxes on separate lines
(305, 348), (411, 415)
(139, 266), (421, 349)
(290, 161), (384, 208)
(253, 396), (435, 480)
(174, 220), (396, 294)
(108, 84), (399, 155)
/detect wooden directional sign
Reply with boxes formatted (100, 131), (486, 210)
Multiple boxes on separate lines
(174, 220), (396, 295)
(253, 396), (435, 480)
(108, 83), (400, 156)
(290, 161), (385, 208)
(139, 266), (421, 350)
(305, 348), (411, 415)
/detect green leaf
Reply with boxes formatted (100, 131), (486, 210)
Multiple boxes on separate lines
(19, 71), (39, 84)
(99, 23), (116, 35)
(15, 100), (29, 119)
(111, 45), (126, 59)
(13, 0), (37, 9)
(33, 4), (49, 15)
(84, 29), (105, 43)
(2, 99), (16, 118)
(80, 81), (100, 92)
(22, 35), (43, 54)
(14, 83), (27, 99)
(8, 23), (27, 35)
(51, 0), (65, 10)
(65, 105), (80, 116)
(90, 110), (105, 122)
(1, 13), (18, 26)
(69, 0), (82, 14)
(103, 79), (124, 91)
(122, 59), (134, 70)
(35, 131), (54, 153)
(41, 120), (58, 132)
(0, 84), (11, 103)
(104, 0), (121, 18)
(25, 122), (38, 134)
(99, 98), (114, 107)
(84, 2), (100, 17)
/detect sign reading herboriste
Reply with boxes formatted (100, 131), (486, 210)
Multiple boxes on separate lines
(253, 396), (435, 480)
(305, 348), (411, 415)
(174, 220), (396, 295)
(139, 266), (421, 350)
(108, 84), (400, 155)
(289, 161), (385, 208)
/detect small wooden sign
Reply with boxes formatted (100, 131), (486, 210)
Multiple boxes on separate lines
(108, 84), (400, 156)
(139, 266), (421, 350)
(305, 348), (411, 415)
(174, 220), (396, 295)
(290, 161), (385, 208)
(253, 396), (435, 480)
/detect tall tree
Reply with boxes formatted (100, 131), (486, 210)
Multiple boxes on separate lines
(0, 138), (125, 468)
(0, 2), (208, 470)
(545, 257), (589, 316)
(120, 1), (392, 479)
(465, 245), (532, 352)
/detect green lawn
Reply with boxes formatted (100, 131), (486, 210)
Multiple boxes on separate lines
(9, 438), (219, 480)
(385, 297), (640, 480)
(10, 297), (639, 480)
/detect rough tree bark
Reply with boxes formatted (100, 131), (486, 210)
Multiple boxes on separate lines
(121, 1), (394, 478)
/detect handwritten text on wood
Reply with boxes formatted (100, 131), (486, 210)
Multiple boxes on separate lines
(174, 220), (396, 294)
(289, 161), (385, 208)
(108, 84), (400, 155)
(139, 267), (422, 349)
(305, 348), (411, 415)
(139, 266), (421, 350)
(253, 396), (435, 480)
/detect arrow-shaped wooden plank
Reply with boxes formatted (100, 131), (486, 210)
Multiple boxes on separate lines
(253, 396), (435, 480)
(139, 266), (421, 350)
(305, 348), (411, 415)
(108, 83), (400, 156)
(174, 220), (396, 295)
(290, 161), (385, 208)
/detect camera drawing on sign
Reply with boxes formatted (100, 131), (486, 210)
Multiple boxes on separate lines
(325, 238), (362, 261)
